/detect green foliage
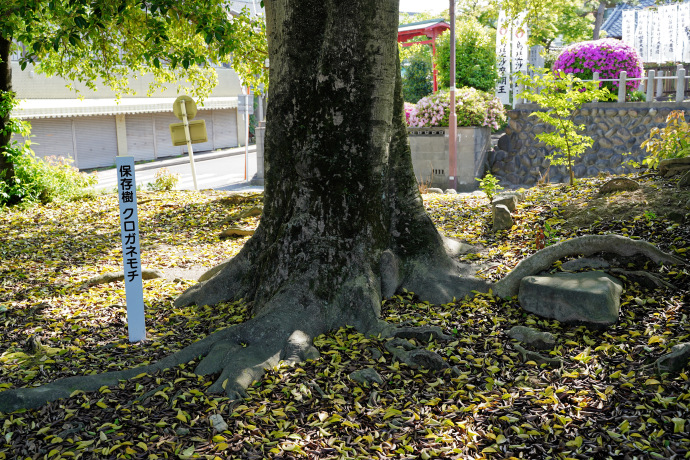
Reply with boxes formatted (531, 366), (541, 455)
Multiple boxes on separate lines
(402, 53), (433, 103)
(627, 90), (645, 102)
(147, 168), (181, 192)
(1, 0), (267, 100)
(0, 91), (97, 206)
(476, 172), (503, 202)
(517, 70), (613, 186)
(640, 110), (690, 170)
(435, 18), (498, 92)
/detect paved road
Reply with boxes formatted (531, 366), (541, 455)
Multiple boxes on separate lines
(94, 147), (262, 192)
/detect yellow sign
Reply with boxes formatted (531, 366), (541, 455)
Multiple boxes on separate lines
(169, 120), (208, 146)
(173, 95), (198, 120)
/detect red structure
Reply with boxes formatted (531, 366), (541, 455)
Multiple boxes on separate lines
(397, 19), (451, 93)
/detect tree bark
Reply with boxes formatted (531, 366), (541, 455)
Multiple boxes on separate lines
(175, 0), (482, 322)
(0, 35), (15, 185)
(592, 1), (606, 40)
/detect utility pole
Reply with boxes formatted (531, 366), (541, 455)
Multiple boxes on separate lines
(448, 0), (457, 191)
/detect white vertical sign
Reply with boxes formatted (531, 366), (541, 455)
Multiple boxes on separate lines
(660, 5), (678, 63)
(495, 10), (511, 106)
(679, 3), (690, 62)
(116, 156), (146, 343)
(512, 13), (529, 75)
(648, 8), (661, 63)
(621, 10), (636, 47)
(635, 9), (649, 63)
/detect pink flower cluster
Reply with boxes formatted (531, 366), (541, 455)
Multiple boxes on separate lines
(407, 87), (506, 129)
(553, 39), (644, 92)
(404, 102), (415, 124)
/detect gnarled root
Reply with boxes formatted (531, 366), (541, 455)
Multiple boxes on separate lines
(492, 234), (685, 298)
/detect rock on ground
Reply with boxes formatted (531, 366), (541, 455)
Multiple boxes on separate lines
(518, 271), (624, 328)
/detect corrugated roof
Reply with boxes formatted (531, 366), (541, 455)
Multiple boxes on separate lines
(12, 97), (238, 119)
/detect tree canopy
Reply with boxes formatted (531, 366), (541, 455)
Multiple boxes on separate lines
(0, 0), (268, 99)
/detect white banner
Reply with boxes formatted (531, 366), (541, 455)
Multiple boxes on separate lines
(648, 9), (661, 63)
(679, 3), (690, 62)
(116, 156), (146, 343)
(621, 10), (636, 48)
(660, 5), (678, 62)
(635, 9), (649, 63)
(495, 10), (511, 106)
(512, 12), (529, 75)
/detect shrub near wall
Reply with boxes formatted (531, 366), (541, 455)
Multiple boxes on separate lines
(552, 39), (644, 97)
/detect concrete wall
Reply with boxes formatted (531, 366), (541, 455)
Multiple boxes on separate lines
(408, 127), (491, 192)
(490, 102), (690, 188)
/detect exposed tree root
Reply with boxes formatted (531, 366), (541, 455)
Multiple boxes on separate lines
(491, 234), (685, 299)
(0, 234), (683, 414)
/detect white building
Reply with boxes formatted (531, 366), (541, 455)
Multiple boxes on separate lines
(9, 52), (247, 171)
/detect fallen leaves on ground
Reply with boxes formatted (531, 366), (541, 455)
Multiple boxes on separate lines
(1, 175), (689, 459)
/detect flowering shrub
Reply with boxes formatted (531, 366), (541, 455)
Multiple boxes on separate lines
(404, 102), (415, 124)
(552, 39), (643, 95)
(407, 87), (506, 129)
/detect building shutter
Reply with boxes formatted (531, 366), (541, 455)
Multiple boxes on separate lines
(74, 116), (118, 169)
(125, 114), (156, 162)
(25, 118), (76, 163)
(154, 113), (184, 159)
(212, 109), (238, 149)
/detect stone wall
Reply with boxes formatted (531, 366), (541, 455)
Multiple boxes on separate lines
(489, 102), (690, 188)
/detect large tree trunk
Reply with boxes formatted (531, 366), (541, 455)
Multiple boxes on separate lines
(0, 0), (684, 413)
(0, 36), (15, 184)
(175, 0), (486, 322)
(592, 1), (606, 40)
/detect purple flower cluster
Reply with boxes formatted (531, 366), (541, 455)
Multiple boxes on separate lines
(407, 88), (506, 129)
(553, 39), (644, 92)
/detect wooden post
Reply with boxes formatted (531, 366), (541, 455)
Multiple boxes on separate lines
(646, 70), (655, 102)
(618, 71), (627, 102)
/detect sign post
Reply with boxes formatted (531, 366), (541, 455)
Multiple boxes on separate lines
(171, 95), (201, 190)
(116, 156), (146, 342)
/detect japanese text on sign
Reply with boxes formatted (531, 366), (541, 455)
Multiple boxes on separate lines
(116, 157), (146, 342)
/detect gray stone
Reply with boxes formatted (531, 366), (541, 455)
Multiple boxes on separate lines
(598, 137), (613, 149)
(405, 349), (450, 371)
(349, 368), (384, 386)
(444, 189), (458, 194)
(492, 204), (513, 232)
(518, 271), (624, 328)
(678, 170), (690, 188)
(598, 148), (614, 160)
(492, 195), (518, 212)
(507, 326), (556, 350)
(598, 178), (640, 194)
(497, 134), (511, 152)
(655, 343), (690, 374)
(560, 257), (610, 271)
(493, 149), (508, 162)
(209, 414), (228, 432)
(659, 158), (690, 176)
(426, 188), (443, 194)
(586, 166), (599, 177)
